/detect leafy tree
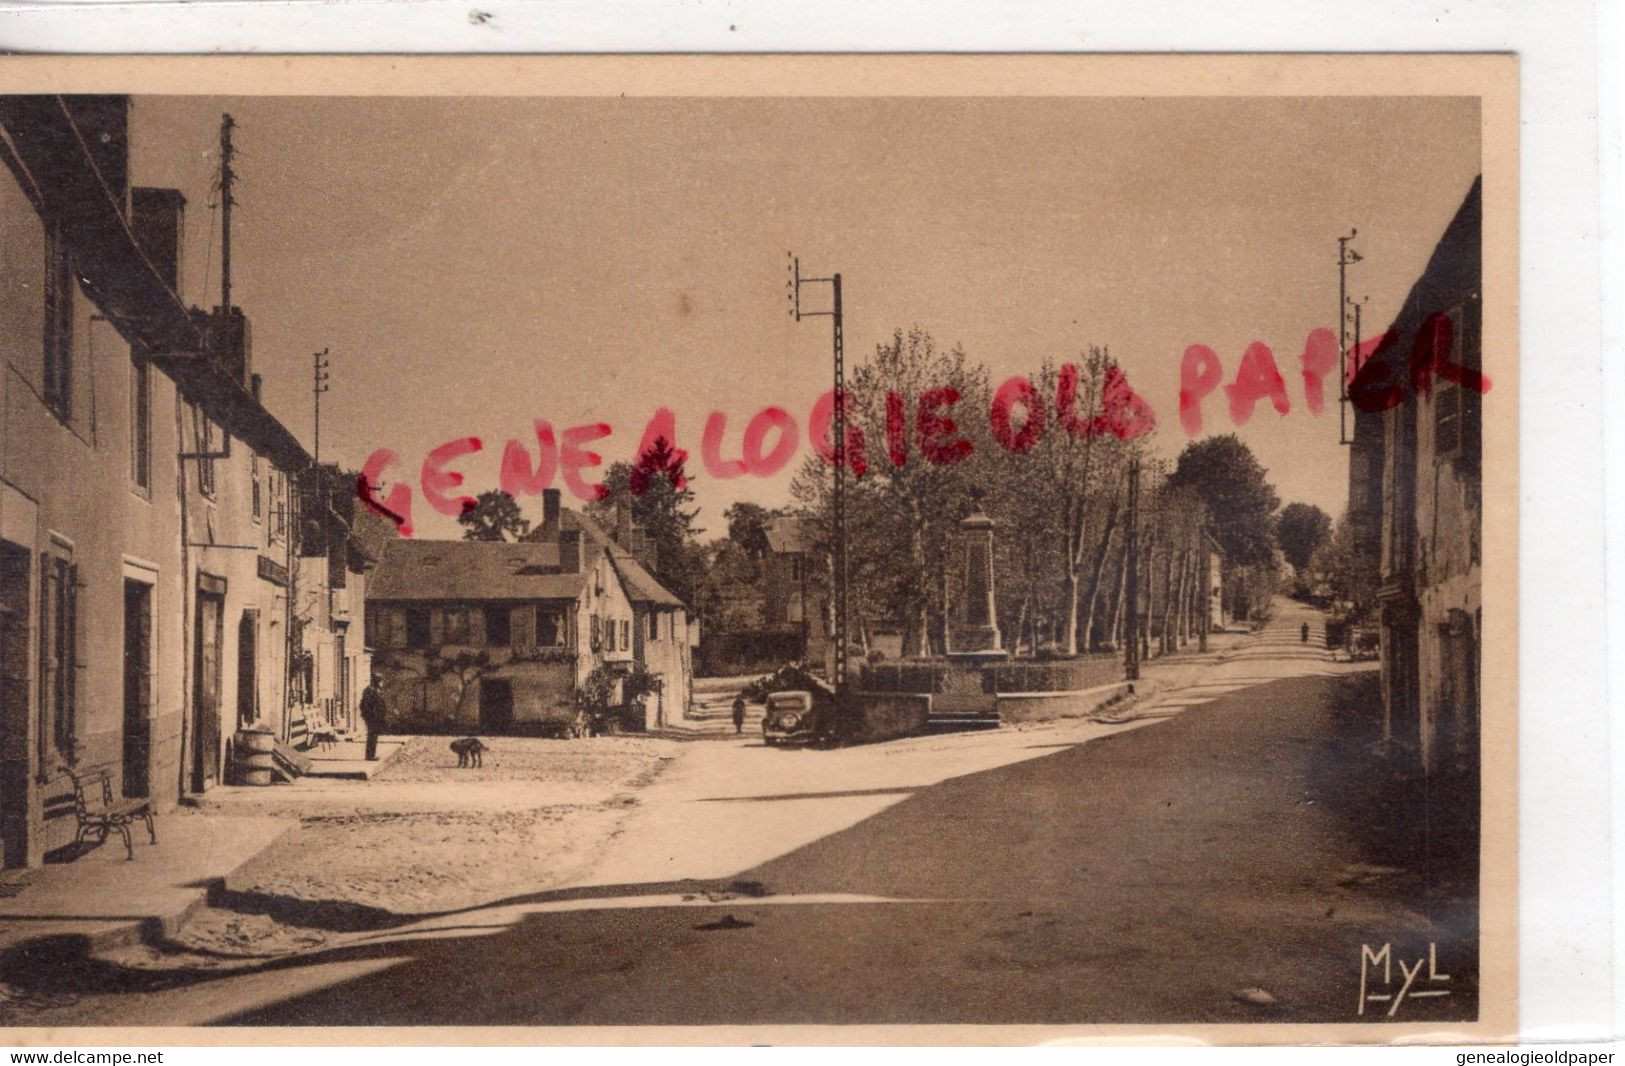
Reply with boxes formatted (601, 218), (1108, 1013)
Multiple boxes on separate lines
(791, 327), (989, 658)
(457, 489), (531, 542)
(1312, 513), (1379, 615)
(588, 436), (702, 604)
(694, 539), (765, 632)
(1167, 434), (1280, 567)
(1276, 501), (1333, 574)
(989, 352), (1142, 655)
(724, 501), (779, 560)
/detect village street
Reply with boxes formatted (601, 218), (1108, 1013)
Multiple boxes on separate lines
(0, 600), (1474, 1030)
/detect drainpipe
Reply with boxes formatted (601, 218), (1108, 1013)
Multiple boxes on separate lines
(174, 393), (193, 799)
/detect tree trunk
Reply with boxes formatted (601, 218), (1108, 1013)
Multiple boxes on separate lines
(1140, 530), (1158, 659)
(1062, 566), (1081, 657)
(1080, 492), (1122, 652)
(1160, 545), (1178, 655)
(1183, 546), (1196, 646)
(1110, 545), (1129, 648)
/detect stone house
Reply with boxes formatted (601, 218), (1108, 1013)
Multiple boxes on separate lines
(0, 96), (370, 867)
(367, 489), (693, 733)
(1347, 177), (1483, 778)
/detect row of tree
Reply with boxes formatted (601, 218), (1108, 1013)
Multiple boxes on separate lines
(455, 325), (1338, 667)
(784, 329), (1286, 661)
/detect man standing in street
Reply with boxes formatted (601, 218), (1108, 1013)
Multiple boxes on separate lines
(732, 696), (747, 735)
(360, 677), (388, 761)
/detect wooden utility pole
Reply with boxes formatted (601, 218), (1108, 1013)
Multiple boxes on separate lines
(1123, 457), (1140, 681)
(219, 114), (236, 311)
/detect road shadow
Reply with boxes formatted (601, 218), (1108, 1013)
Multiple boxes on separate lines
(3, 671), (1479, 1028)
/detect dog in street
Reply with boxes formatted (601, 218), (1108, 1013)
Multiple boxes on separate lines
(309, 729), (339, 752)
(450, 736), (489, 768)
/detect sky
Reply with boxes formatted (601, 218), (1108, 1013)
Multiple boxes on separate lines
(129, 94), (1480, 541)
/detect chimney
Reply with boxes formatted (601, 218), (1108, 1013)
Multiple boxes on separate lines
(250, 373), (262, 403)
(615, 502), (632, 547)
(628, 528), (657, 572)
(559, 528), (581, 573)
(131, 187), (186, 294)
(542, 488), (561, 531)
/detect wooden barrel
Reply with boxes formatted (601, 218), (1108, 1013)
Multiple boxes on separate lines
(235, 729), (277, 785)
(237, 730), (276, 754)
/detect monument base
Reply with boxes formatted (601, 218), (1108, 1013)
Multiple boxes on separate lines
(944, 649), (1011, 664)
(947, 624), (1006, 661)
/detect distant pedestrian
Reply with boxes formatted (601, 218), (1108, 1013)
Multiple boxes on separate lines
(1300, 622), (1310, 644)
(360, 677), (388, 760)
(732, 696), (747, 734)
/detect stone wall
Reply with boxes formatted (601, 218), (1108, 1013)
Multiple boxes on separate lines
(850, 693), (931, 744)
(996, 682), (1131, 724)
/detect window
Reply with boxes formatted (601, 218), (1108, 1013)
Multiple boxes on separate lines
(590, 615), (601, 650)
(193, 404), (216, 498)
(405, 607), (431, 648)
(251, 455), (263, 523)
(129, 358), (150, 489)
(1433, 301), (1482, 464)
(43, 220), (73, 420)
(484, 606), (511, 647)
(536, 607), (566, 647)
(39, 554), (79, 756)
(445, 607), (470, 645)
(790, 555), (805, 583)
(365, 605), (380, 647)
(648, 611), (659, 642)
(621, 619), (630, 650)
(266, 469), (285, 546)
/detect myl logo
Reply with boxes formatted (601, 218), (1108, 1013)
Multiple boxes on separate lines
(1358, 942), (1452, 1017)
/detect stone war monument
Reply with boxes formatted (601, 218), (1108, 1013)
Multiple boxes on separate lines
(857, 499), (1120, 737)
(948, 506), (1009, 662)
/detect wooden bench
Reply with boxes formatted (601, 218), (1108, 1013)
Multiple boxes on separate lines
(62, 765), (156, 861)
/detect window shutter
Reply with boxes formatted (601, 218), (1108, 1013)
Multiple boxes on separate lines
(64, 563), (82, 752)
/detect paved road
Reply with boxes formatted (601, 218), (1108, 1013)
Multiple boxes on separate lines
(6, 600), (1475, 1029)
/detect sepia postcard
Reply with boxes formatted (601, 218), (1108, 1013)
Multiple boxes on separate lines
(0, 54), (1515, 1046)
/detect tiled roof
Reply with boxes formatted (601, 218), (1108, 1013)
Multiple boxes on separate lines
(524, 507), (686, 608)
(369, 539), (582, 602)
(605, 547), (683, 607)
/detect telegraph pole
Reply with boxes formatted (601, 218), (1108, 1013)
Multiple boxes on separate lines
(313, 348), (332, 619)
(787, 253), (848, 709)
(313, 349), (330, 467)
(219, 114), (237, 312)
(1124, 456), (1141, 681)
(1337, 230), (1363, 444)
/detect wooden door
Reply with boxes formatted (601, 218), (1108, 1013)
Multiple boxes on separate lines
(122, 580), (152, 798)
(479, 679), (513, 733)
(0, 546), (30, 867)
(193, 590), (224, 791)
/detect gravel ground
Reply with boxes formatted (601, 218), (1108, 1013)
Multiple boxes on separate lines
(374, 734), (672, 787)
(99, 735), (679, 972)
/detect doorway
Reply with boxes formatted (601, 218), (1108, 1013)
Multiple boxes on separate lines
(236, 609), (258, 729)
(192, 582), (225, 793)
(1438, 610), (1480, 776)
(478, 678), (513, 733)
(0, 545), (30, 867)
(122, 580), (153, 799)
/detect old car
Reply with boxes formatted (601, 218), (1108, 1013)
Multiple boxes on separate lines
(761, 690), (819, 746)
